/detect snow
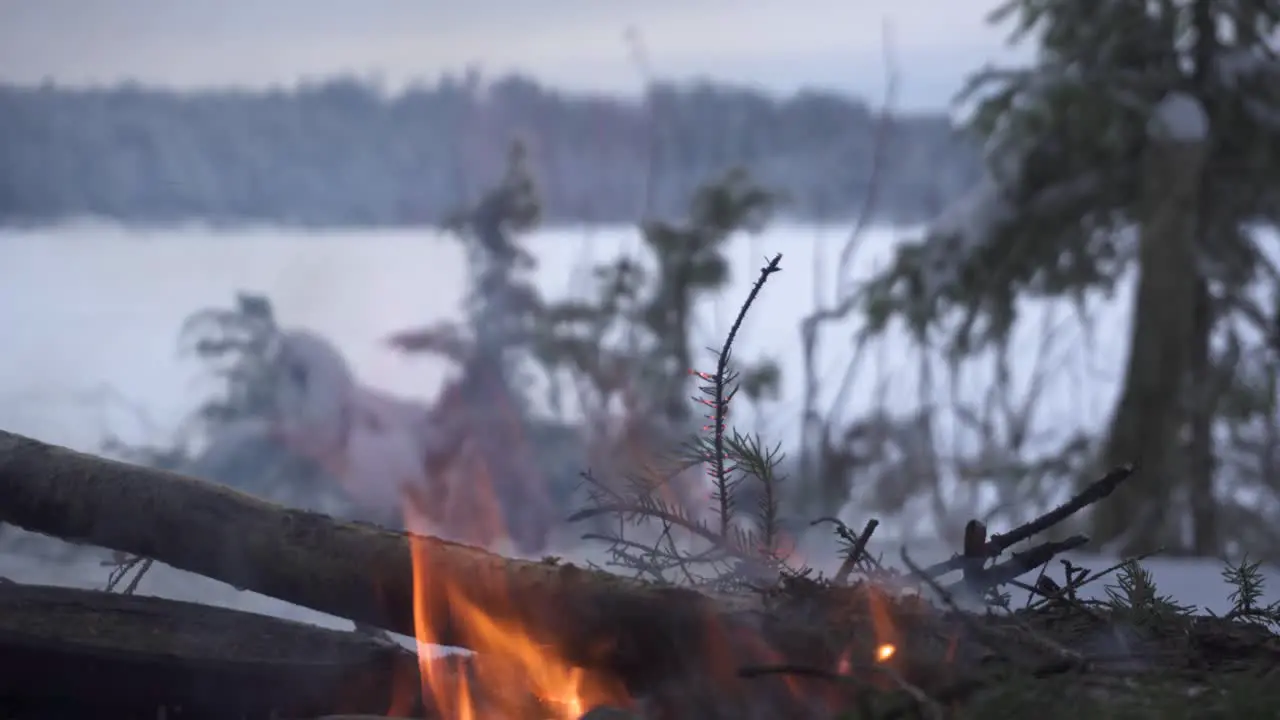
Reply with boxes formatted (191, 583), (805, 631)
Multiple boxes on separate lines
(1147, 91), (1209, 142)
(920, 176), (1010, 297)
(926, 175), (1011, 248)
(918, 121), (1025, 288)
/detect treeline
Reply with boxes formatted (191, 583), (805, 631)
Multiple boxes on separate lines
(0, 73), (982, 228)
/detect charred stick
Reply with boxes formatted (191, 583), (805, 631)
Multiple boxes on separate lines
(833, 519), (880, 585)
(985, 464), (1133, 551)
(960, 519), (988, 589)
(919, 465), (1134, 579)
(945, 535), (1089, 597)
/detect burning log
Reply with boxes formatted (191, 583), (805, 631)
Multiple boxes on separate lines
(0, 429), (837, 698)
(0, 582), (421, 720)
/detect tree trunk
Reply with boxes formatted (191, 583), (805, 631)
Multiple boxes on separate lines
(1186, 277), (1219, 555)
(0, 430), (832, 695)
(1184, 0), (1221, 557)
(1094, 128), (1208, 556)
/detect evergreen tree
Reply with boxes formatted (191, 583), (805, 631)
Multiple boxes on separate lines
(862, 0), (1280, 555)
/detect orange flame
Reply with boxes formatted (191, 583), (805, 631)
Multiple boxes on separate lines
(398, 385), (630, 719)
(866, 585), (901, 661)
(832, 586), (905, 702)
(405, 511), (628, 719)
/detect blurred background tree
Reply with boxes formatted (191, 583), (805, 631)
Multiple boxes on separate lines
(861, 0), (1280, 557)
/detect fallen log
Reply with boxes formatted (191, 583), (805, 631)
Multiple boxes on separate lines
(0, 430), (832, 694)
(0, 582), (421, 720)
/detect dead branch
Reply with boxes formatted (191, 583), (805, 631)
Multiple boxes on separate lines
(920, 464), (1135, 579)
(947, 535), (1090, 597)
(831, 518), (880, 585)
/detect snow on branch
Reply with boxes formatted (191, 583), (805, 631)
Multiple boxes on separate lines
(1147, 92), (1209, 142)
(917, 176), (1012, 298)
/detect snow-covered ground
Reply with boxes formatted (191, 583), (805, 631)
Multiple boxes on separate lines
(0, 220), (1276, 630)
(0, 220), (1128, 458)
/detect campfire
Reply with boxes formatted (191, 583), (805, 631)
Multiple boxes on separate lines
(396, 474), (909, 719)
(2, 430), (1280, 719)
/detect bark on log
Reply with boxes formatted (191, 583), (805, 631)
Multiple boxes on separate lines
(0, 582), (420, 720)
(0, 430), (831, 693)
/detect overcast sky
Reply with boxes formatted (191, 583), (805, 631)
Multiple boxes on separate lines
(0, 0), (1031, 110)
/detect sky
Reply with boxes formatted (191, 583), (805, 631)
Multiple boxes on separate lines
(0, 0), (1032, 111)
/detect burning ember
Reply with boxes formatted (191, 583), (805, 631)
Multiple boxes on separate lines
(875, 643), (896, 663)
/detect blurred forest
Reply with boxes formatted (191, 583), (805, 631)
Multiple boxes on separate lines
(0, 73), (978, 227)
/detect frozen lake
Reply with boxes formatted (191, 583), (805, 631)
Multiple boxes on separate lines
(0, 220), (1127, 458)
(1, 220), (1276, 628)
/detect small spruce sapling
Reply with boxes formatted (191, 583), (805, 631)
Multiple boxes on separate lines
(1222, 555), (1280, 628)
(570, 253), (790, 586)
(1104, 559), (1196, 628)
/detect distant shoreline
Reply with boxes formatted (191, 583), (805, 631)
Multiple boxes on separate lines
(0, 75), (981, 229)
(0, 214), (911, 236)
